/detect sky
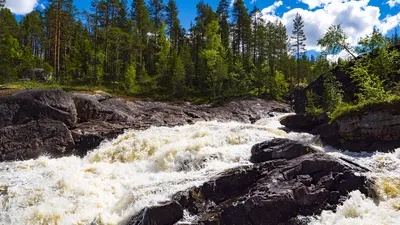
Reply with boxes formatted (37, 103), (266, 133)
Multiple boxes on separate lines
(5, 0), (400, 54)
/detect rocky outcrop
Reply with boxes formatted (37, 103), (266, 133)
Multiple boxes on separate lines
(0, 119), (74, 161)
(127, 201), (183, 225)
(0, 89), (291, 161)
(171, 138), (370, 225)
(320, 101), (400, 152)
(0, 89), (77, 128)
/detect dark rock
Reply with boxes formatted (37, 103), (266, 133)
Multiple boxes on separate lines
(0, 89), (77, 128)
(71, 94), (114, 123)
(320, 102), (400, 152)
(0, 120), (74, 161)
(175, 139), (370, 225)
(127, 201), (183, 225)
(280, 113), (329, 133)
(250, 138), (315, 163)
(71, 121), (128, 156)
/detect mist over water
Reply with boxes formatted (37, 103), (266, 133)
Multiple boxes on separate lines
(0, 114), (399, 225)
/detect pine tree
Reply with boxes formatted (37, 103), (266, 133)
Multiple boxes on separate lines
(0, 0), (5, 8)
(232, 0), (251, 68)
(148, 0), (165, 30)
(216, 0), (230, 51)
(166, 0), (180, 51)
(292, 13), (306, 85)
(132, 0), (151, 81)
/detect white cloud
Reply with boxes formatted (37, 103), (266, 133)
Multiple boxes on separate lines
(5, 0), (38, 15)
(299, 0), (339, 9)
(262, 0), (400, 51)
(261, 1), (283, 14)
(327, 49), (356, 63)
(387, 0), (400, 8)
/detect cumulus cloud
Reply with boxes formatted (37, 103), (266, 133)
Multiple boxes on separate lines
(387, 0), (400, 8)
(262, 0), (400, 51)
(261, 1), (283, 14)
(5, 0), (38, 15)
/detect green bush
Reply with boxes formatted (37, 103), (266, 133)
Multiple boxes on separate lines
(322, 73), (343, 112)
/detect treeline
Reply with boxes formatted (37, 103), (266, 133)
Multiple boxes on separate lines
(0, 0), (399, 100)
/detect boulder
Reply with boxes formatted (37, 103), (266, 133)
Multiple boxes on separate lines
(0, 89), (77, 128)
(0, 119), (75, 161)
(250, 138), (316, 163)
(127, 201), (183, 225)
(174, 139), (370, 225)
(279, 113), (329, 133)
(71, 93), (114, 123)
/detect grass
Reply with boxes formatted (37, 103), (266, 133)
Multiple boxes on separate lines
(1, 81), (114, 95)
(329, 95), (400, 123)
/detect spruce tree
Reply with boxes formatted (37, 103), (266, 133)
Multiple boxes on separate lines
(148, 0), (165, 29)
(216, 0), (230, 51)
(166, 0), (180, 51)
(292, 13), (306, 85)
(132, 0), (151, 81)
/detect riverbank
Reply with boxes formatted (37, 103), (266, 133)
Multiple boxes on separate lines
(0, 88), (290, 161)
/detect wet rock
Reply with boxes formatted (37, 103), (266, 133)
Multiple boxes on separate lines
(71, 121), (128, 156)
(128, 201), (183, 225)
(250, 138), (315, 163)
(0, 119), (75, 161)
(280, 113), (329, 133)
(175, 139), (370, 225)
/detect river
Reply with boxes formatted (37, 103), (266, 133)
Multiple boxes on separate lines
(0, 114), (399, 225)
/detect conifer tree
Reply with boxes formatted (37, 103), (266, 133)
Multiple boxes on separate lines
(216, 0), (230, 51)
(132, 0), (151, 81)
(166, 0), (180, 51)
(292, 13), (306, 85)
(0, 0), (5, 8)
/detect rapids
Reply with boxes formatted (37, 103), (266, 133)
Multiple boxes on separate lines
(0, 114), (399, 225)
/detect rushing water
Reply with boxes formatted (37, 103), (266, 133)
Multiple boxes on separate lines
(0, 114), (399, 225)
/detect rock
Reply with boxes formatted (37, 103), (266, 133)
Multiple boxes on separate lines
(0, 120), (75, 161)
(71, 94), (114, 123)
(250, 138), (315, 163)
(71, 121), (128, 156)
(127, 201), (183, 225)
(280, 113), (329, 133)
(320, 101), (400, 152)
(0, 89), (291, 161)
(174, 139), (370, 225)
(0, 89), (77, 128)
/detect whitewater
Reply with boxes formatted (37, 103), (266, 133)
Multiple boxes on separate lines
(0, 114), (399, 225)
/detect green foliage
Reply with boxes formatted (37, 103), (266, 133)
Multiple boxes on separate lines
(269, 70), (289, 101)
(351, 61), (390, 102)
(305, 91), (324, 116)
(322, 73), (343, 112)
(318, 24), (356, 59)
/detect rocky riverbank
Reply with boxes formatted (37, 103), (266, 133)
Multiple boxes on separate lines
(0, 88), (291, 161)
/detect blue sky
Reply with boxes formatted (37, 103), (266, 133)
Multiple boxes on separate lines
(6, 0), (400, 53)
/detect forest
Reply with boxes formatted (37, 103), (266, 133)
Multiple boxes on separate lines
(0, 0), (399, 101)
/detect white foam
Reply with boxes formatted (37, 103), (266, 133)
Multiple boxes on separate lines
(0, 116), (289, 225)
